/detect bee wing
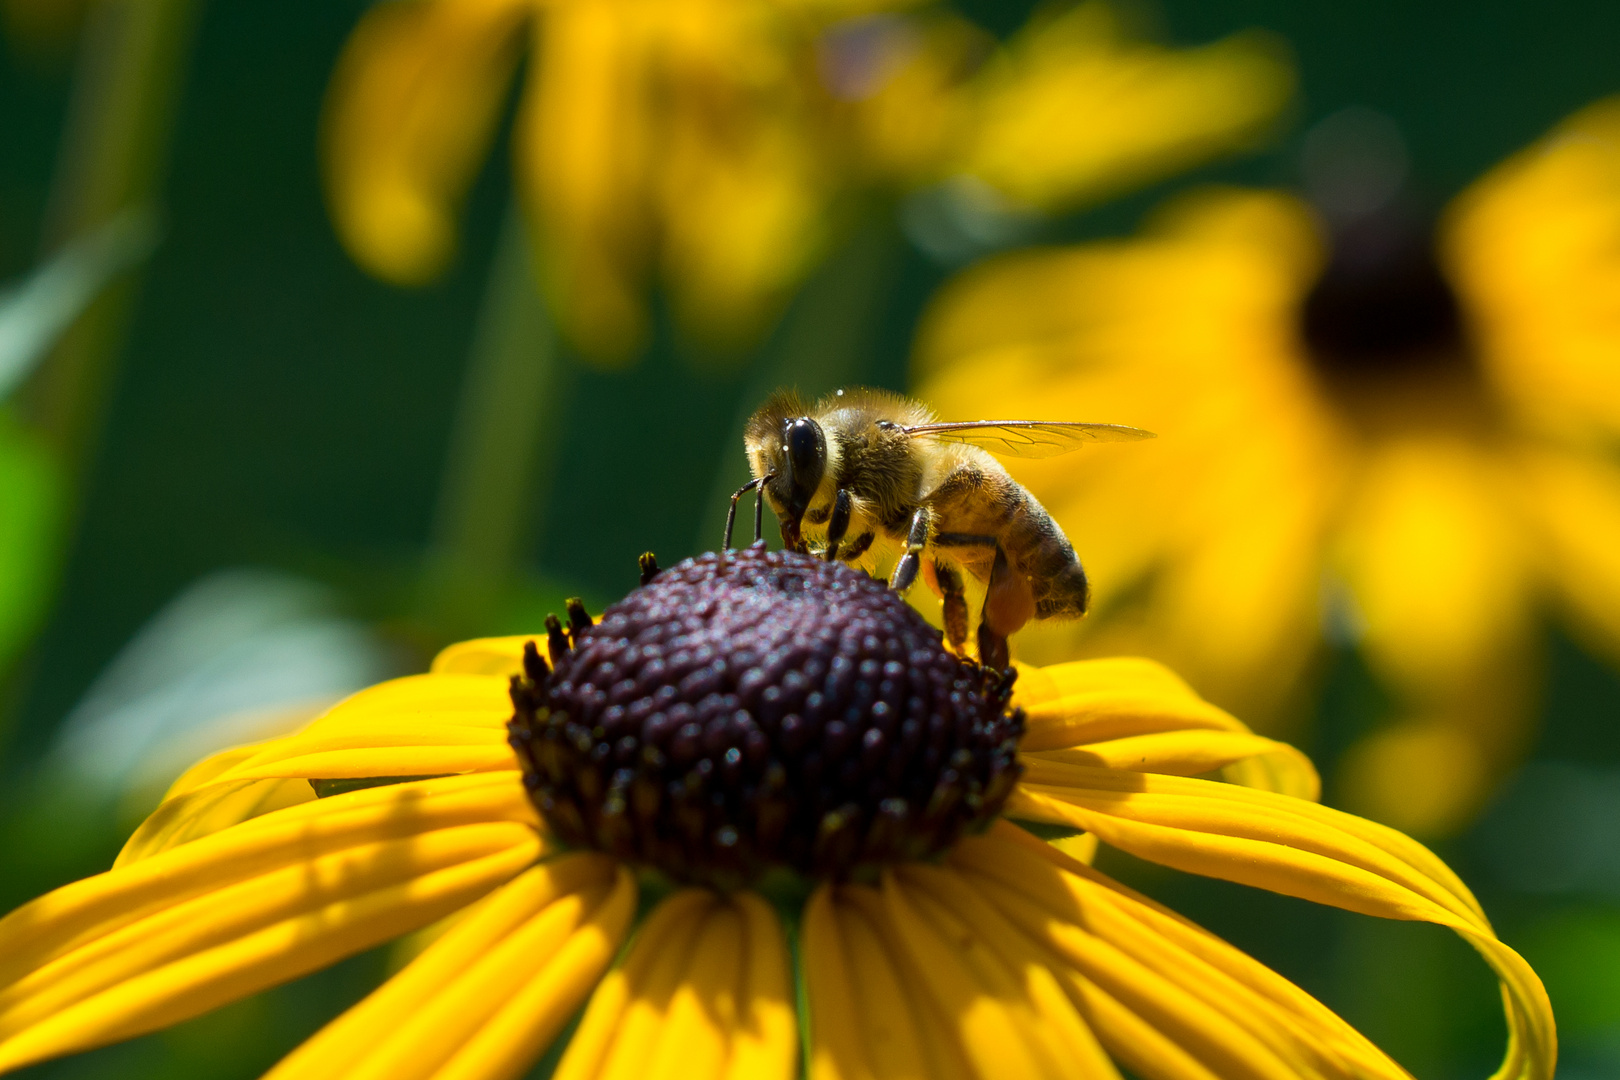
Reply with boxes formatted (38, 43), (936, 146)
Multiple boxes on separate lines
(899, 420), (1156, 459)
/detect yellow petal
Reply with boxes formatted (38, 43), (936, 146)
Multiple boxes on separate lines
(555, 891), (713, 1080)
(1013, 659), (1251, 752)
(266, 854), (634, 1080)
(951, 823), (1410, 1080)
(118, 673), (520, 862)
(208, 725), (514, 785)
(322, 0), (529, 284)
(722, 893), (798, 1080)
(1445, 95), (1620, 442)
(1007, 766), (1554, 1080)
(959, 5), (1293, 210)
(557, 889), (795, 1080)
(1026, 730), (1314, 790)
(431, 636), (536, 677)
(515, 1), (652, 362)
(1010, 659), (1319, 799)
(303, 673), (513, 733)
(1518, 447), (1620, 665)
(888, 865), (1122, 1080)
(1335, 436), (1532, 701)
(0, 774), (543, 1073)
(115, 778), (316, 867)
(1, 773), (539, 990)
(868, 878), (1077, 1079)
(803, 884), (972, 1080)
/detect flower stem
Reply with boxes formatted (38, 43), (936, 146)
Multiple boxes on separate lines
(421, 204), (565, 640)
(19, 0), (201, 479)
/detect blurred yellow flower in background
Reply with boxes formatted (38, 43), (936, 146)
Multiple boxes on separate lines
(916, 97), (1620, 838)
(322, 0), (1291, 361)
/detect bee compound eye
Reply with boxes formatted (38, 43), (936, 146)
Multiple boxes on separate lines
(786, 418), (824, 485)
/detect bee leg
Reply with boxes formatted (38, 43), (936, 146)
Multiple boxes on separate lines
(976, 620), (1010, 672)
(723, 477), (765, 549)
(976, 544), (1026, 671)
(753, 482), (766, 544)
(936, 561), (969, 654)
(888, 507), (932, 594)
(824, 489), (852, 562)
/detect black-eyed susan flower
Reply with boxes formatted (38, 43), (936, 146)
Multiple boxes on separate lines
(0, 546), (1552, 1079)
(321, 0), (1290, 360)
(916, 97), (1620, 838)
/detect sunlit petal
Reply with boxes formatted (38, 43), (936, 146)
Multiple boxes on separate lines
(266, 855), (634, 1080)
(0, 774), (543, 1073)
(1008, 765), (1554, 1080)
(555, 889), (795, 1080)
(878, 868), (1119, 1080)
(952, 824), (1412, 1080)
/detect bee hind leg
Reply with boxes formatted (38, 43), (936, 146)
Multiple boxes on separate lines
(977, 544), (1033, 672)
(936, 561), (969, 655)
(888, 507), (932, 594)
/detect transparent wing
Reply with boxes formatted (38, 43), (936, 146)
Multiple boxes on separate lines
(900, 420), (1156, 459)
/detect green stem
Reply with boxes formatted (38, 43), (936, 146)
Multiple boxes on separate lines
(0, 0), (200, 751)
(20, 0), (201, 478)
(422, 204), (565, 640)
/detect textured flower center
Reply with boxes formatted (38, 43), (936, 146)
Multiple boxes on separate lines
(1300, 210), (1466, 377)
(507, 546), (1024, 888)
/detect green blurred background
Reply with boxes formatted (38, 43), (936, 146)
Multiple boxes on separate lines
(3, 0), (1620, 1077)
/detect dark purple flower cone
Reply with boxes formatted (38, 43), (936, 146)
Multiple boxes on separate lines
(507, 545), (1024, 887)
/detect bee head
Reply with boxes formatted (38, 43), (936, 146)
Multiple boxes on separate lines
(766, 416), (826, 547)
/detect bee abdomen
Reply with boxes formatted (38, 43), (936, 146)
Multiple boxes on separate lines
(1004, 501), (1089, 620)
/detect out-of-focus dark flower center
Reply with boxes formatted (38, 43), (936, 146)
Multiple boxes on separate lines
(507, 545), (1024, 888)
(1300, 210), (1466, 376)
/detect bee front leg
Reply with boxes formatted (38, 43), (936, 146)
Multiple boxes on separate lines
(723, 477), (765, 550)
(888, 507), (931, 594)
(824, 489), (852, 562)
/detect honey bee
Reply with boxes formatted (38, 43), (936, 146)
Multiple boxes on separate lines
(728, 387), (1153, 668)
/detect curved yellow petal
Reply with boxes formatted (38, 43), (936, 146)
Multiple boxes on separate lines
(1007, 765), (1554, 1080)
(431, 636), (536, 677)
(208, 725), (514, 785)
(266, 854), (634, 1080)
(0, 774), (544, 1073)
(1012, 659), (1319, 799)
(304, 673), (513, 733)
(322, 0), (530, 285)
(1027, 731), (1315, 792)
(1013, 659), (1251, 751)
(115, 777), (316, 867)
(556, 889), (795, 1080)
(951, 823), (1411, 1080)
(1, 774), (539, 990)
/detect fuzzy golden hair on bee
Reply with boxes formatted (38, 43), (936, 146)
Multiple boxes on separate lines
(732, 385), (1153, 667)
